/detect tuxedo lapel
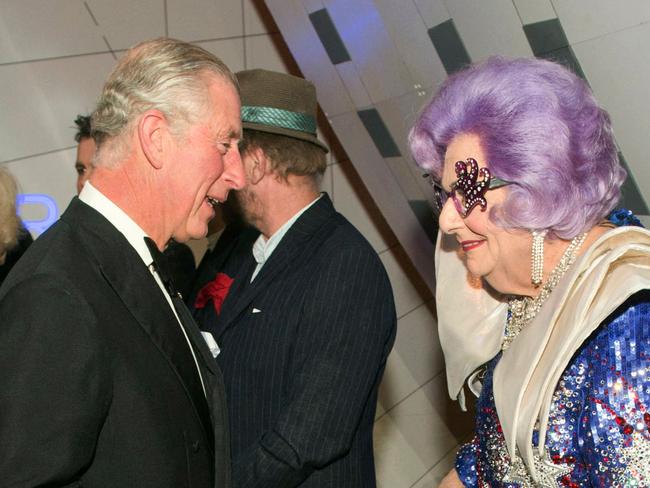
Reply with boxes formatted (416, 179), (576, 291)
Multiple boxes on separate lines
(217, 194), (337, 335)
(99, 257), (210, 394)
(62, 199), (215, 446)
(178, 305), (218, 376)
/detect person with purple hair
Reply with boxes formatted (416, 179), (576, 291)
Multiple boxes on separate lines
(409, 56), (650, 487)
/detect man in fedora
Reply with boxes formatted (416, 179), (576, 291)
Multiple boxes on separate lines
(189, 69), (397, 486)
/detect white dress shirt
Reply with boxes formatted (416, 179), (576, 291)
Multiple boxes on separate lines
(250, 194), (322, 282)
(79, 182), (206, 395)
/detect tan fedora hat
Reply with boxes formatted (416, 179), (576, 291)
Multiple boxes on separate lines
(236, 69), (329, 153)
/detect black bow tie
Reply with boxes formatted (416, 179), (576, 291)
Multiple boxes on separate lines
(144, 237), (180, 298)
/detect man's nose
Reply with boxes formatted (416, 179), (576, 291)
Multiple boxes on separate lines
(225, 148), (245, 190)
(438, 197), (463, 235)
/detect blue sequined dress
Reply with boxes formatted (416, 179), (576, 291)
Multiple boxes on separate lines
(454, 214), (650, 487)
(456, 292), (650, 486)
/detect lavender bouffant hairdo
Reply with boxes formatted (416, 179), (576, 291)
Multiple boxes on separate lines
(408, 56), (626, 239)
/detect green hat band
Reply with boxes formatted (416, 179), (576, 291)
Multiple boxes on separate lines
(241, 106), (316, 135)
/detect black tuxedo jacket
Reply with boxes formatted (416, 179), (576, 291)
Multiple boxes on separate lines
(193, 194), (397, 487)
(0, 198), (230, 488)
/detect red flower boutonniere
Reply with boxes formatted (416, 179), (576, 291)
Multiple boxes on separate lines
(194, 272), (234, 315)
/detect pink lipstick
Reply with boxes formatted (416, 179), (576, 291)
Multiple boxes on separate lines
(460, 240), (484, 252)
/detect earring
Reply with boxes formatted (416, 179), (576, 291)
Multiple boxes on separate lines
(531, 230), (547, 286)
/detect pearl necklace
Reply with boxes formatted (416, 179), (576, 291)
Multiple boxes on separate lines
(501, 232), (588, 351)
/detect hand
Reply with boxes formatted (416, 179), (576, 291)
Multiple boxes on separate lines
(438, 468), (463, 488)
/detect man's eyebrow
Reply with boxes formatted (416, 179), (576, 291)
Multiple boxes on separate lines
(217, 128), (241, 141)
(212, 129), (241, 146)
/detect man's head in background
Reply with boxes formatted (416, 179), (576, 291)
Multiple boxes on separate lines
(234, 69), (328, 235)
(73, 114), (95, 194)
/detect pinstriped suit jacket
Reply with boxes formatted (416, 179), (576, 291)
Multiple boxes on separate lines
(194, 193), (397, 487)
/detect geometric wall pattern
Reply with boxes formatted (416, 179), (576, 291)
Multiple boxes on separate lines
(269, 2), (650, 299)
(266, 1), (650, 485)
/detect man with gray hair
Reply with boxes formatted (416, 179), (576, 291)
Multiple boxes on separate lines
(0, 38), (244, 487)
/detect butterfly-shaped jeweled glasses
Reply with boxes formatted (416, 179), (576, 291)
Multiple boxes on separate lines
(425, 157), (511, 218)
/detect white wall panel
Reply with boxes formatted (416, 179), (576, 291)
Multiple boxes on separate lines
(197, 38), (246, 74)
(301, 0), (325, 13)
(331, 163), (396, 253)
(334, 61), (373, 108)
(167, 0), (243, 41)
(374, 90), (432, 165)
(413, 0), (450, 29)
(444, 0), (532, 60)
(325, 0), (414, 104)
(385, 157), (427, 205)
(374, 92), (436, 209)
(244, 33), (291, 72)
(572, 23), (650, 207)
(512, 0), (556, 25)
(243, 0), (273, 36)
(380, 246), (426, 319)
(374, 412), (429, 488)
(379, 303), (441, 412)
(0, 53), (114, 162)
(374, 0), (447, 90)
(85, 0), (164, 50)
(375, 374), (469, 488)
(0, 0), (105, 63)
(410, 448), (458, 488)
(553, 0), (650, 45)
(266, 0), (355, 117)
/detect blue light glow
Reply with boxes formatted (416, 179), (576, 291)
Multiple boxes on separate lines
(17, 193), (59, 236)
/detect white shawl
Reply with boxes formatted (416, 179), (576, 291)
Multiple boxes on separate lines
(436, 225), (650, 480)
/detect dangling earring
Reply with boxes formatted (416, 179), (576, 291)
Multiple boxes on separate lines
(531, 230), (547, 287)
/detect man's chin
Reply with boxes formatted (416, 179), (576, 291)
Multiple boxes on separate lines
(183, 223), (210, 242)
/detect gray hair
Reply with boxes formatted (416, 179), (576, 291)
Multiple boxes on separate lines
(0, 167), (20, 265)
(91, 37), (237, 166)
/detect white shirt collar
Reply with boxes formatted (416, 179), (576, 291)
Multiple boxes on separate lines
(79, 184), (210, 393)
(251, 194), (322, 276)
(79, 182), (154, 267)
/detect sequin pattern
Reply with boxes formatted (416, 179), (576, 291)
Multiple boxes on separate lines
(456, 293), (650, 487)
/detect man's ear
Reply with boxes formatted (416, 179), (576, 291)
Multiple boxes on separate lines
(138, 110), (167, 169)
(248, 146), (268, 185)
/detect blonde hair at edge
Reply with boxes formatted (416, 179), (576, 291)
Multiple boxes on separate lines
(0, 167), (20, 265)
(91, 37), (238, 167)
